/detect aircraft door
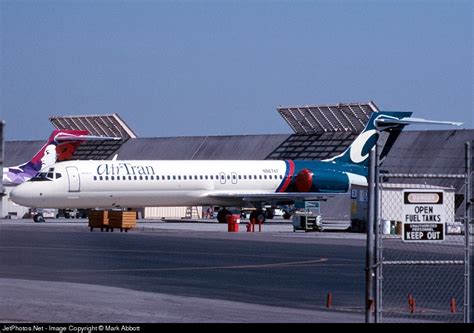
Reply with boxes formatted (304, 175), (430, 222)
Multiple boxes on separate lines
(231, 172), (238, 184)
(219, 172), (226, 184)
(66, 166), (80, 192)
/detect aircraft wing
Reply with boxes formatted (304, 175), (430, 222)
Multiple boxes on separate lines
(206, 191), (347, 204)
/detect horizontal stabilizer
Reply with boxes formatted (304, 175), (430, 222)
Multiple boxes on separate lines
(55, 134), (122, 142)
(376, 117), (462, 129)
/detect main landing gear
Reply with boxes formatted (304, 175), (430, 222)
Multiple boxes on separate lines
(250, 210), (265, 224)
(216, 206), (266, 224)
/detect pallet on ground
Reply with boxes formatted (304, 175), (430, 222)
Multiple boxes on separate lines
(88, 210), (109, 231)
(107, 211), (137, 232)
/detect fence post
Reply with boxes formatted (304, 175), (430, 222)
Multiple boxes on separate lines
(374, 141), (382, 323)
(465, 142), (471, 323)
(365, 148), (376, 323)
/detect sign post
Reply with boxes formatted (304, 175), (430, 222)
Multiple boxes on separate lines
(402, 190), (445, 242)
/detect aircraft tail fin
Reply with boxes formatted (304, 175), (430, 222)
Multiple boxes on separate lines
(324, 111), (412, 167)
(324, 111), (462, 168)
(3, 129), (120, 185)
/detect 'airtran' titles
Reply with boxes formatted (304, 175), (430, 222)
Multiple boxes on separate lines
(97, 163), (155, 176)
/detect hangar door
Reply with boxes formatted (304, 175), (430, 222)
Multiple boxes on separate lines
(66, 166), (81, 192)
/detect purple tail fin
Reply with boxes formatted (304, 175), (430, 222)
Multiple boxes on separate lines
(3, 129), (88, 185)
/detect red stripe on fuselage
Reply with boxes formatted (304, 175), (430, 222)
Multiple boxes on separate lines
(278, 160), (295, 192)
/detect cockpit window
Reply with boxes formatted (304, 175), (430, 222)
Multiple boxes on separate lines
(31, 172), (53, 182)
(30, 169), (62, 182)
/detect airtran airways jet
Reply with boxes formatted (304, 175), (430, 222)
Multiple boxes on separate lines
(10, 111), (461, 222)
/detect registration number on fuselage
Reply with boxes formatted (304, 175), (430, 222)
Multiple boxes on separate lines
(262, 169), (279, 174)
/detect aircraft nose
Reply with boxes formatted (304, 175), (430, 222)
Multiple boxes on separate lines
(10, 184), (33, 207)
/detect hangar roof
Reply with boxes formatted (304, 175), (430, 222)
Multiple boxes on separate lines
(114, 134), (289, 160)
(48, 113), (136, 160)
(382, 130), (471, 175)
(3, 134), (289, 166)
(49, 113), (137, 138)
(277, 101), (378, 134)
(380, 129), (473, 191)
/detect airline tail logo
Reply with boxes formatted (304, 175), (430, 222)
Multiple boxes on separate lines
(324, 111), (412, 167)
(348, 129), (378, 164)
(3, 130), (88, 185)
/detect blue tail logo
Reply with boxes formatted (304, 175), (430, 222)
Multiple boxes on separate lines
(325, 111), (412, 167)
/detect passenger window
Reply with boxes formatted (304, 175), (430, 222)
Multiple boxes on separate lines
(111, 176), (115, 180)
(134, 176), (137, 180)
(232, 175), (236, 179)
(264, 175), (267, 180)
(99, 176), (103, 181)
(93, 176), (97, 181)
(205, 175), (208, 180)
(200, 175), (203, 180)
(167, 176), (171, 180)
(184, 176), (187, 180)
(194, 176), (198, 180)
(123, 176), (126, 180)
(280, 175), (283, 179)
(105, 176), (109, 181)
(128, 176), (132, 180)
(243, 175), (247, 180)
(210, 175), (214, 180)
(173, 176), (176, 180)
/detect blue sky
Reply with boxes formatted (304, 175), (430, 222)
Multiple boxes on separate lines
(1, 0), (472, 140)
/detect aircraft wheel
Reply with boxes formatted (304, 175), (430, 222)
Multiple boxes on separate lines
(33, 214), (44, 223)
(250, 210), (265, 224)
(264, 209), (274, 220)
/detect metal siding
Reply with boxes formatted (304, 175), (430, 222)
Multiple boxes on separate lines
(114, 134), (288, 160)
(4, 140), (43, 167)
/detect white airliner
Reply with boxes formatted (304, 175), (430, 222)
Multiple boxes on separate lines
(10, 111), (461, 223)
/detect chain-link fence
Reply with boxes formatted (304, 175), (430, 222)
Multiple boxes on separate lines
(376, 160), (470, 322)
(377, 180), (467, 323)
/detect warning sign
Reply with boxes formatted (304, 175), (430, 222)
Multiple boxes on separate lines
(402, 190), (445, 242)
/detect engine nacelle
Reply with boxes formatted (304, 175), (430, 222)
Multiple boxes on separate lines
(294, 168), (349, 193)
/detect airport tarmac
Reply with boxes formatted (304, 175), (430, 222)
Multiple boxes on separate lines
(0, 218), (367, 323)
(0, 219), (464, 323)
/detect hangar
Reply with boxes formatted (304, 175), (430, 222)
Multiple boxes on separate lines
(2, 102), (472, 227)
